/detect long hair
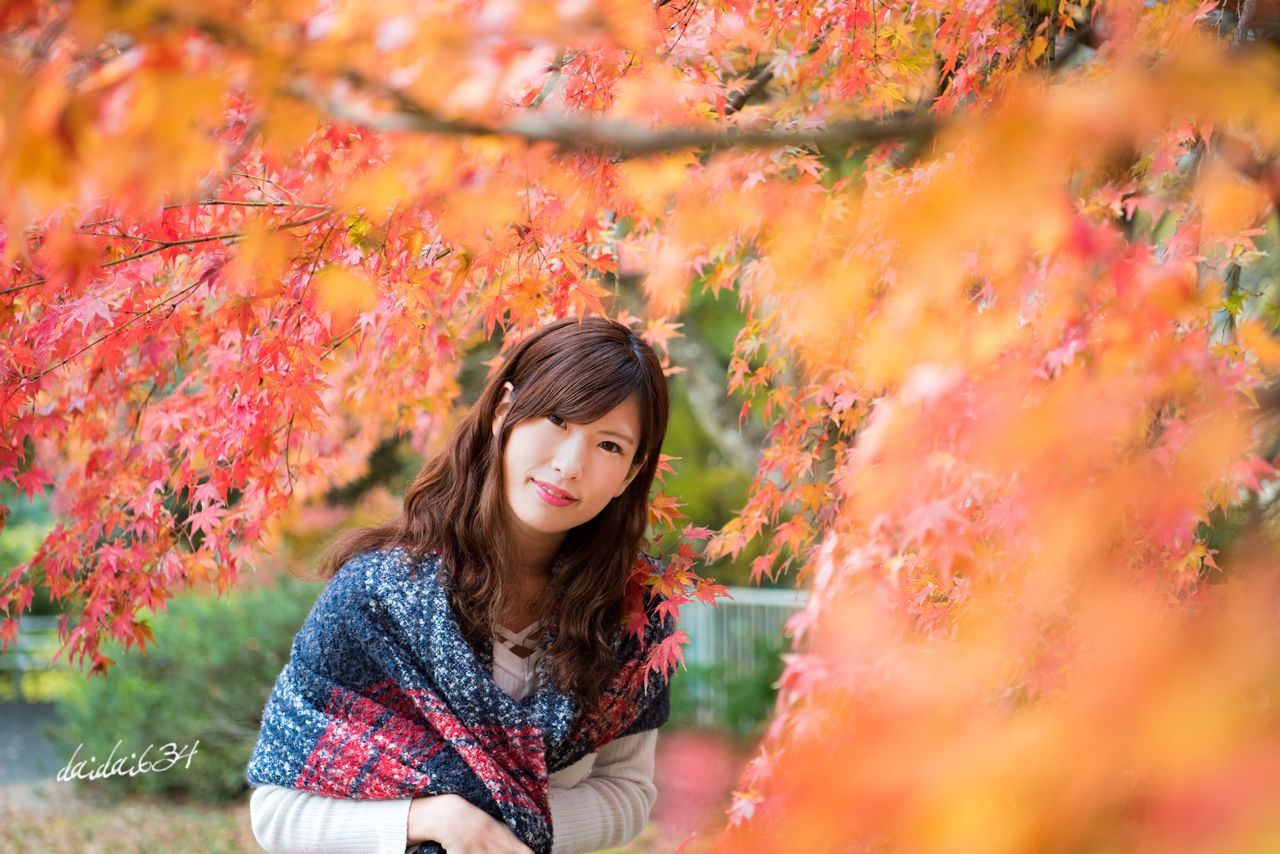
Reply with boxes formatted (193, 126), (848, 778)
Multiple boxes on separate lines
(320, 315), (670, 710)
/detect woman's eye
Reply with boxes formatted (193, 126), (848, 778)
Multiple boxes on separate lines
(547, 413), (566, 427)
(601, 441), (622, 454)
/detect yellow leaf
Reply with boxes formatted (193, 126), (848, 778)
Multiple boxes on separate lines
(616, 154), (695, 221)
(1238, 319), (1280, 370)
(259, 96), (321, 157)
(1198, 158), (1269, 244)
(1027, 35), (1048, 64)
(225, 220), (292, 298)
(315, 266), (376, 330)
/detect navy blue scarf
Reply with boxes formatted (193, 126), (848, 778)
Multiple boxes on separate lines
(246, 546), (673, 854)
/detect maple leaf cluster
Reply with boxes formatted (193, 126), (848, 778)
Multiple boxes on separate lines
(2, 0), (1280, 847)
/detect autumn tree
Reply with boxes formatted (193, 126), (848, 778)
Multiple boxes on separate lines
(3, 0), (1280, 848)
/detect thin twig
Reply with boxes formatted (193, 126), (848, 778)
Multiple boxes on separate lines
(161, 200), (330, 210)
(305, 221), (339, 287)
(196, 119), (262, 199)
(16, 278), (208, 385)
(128, 380), (158, 442)
(76, 231), (171, 245)
(1, 209), (333, 297)
(321, 324), (361, 357)
(229, 171), (304, 206)
(283, 413), (295, 492)
(8, 210), (336, 383)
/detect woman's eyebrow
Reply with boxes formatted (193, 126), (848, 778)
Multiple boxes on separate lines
(598, 428), (636, 445)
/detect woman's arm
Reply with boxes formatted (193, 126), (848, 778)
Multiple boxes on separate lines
(249, 784), (412, 854)
(250, 785), (533, 854)
(548, 728), (659, 854)
(248, 728), (658, 854)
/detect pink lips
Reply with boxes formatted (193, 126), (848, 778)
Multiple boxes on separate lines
(532, 479), (576, 506)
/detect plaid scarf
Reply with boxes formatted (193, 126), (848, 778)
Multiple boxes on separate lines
(246, 546), (673, 854)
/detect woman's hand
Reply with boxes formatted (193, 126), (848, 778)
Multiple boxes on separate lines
(408, 793), (535, 854)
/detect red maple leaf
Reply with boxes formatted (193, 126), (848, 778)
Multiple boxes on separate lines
(15, 466), (53, 501)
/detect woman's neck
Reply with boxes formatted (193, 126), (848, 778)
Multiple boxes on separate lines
(499, 563), (552, 633)
(498, 518), (563, 629)
(505, 518), (565, 580)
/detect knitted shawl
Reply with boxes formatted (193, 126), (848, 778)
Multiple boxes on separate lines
(246, 546), (673, 854)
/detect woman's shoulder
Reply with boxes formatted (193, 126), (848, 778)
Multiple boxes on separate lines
(319, 546), (439, 606)
(293, 547), (441, 658)
(331, 544), (437, 581)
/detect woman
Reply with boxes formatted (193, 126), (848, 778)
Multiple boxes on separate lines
(246, 315), (676, 854)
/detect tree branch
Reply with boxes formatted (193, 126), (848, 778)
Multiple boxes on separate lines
(726, 68), (775, 116)
(667, 318), (765, 471)
(1051, 18), (1103, 70)
(1236, 0), (1259, 43)
(284, 77), (937, 159)
(1258, 381), (1280, 416)
(612, 279), (765, 470)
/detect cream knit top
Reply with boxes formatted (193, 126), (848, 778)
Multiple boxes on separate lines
(249, 621), (659, 854)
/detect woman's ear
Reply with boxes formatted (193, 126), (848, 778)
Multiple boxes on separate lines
(492, 381), (515, 438)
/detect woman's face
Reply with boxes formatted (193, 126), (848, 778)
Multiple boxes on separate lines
(494, 384), (643, 553)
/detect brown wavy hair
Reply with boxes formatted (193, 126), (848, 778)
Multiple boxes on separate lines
(319, 315), (670, 710)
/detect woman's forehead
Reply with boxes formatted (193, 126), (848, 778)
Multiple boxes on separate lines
(555, 389), (641, 420)
(583, 395), (641, 435)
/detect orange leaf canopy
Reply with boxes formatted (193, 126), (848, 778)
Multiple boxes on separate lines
(2, 0), (1280, 848)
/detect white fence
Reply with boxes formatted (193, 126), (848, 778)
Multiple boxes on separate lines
(0, 615), (62, 701)
(677, 585), (809, 728)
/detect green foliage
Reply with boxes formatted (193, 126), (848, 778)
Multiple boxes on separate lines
(668, 631), (788, 740)
(661, 288), (774, 587)
(322, 435), (419, 507)
(1214, 214), (1280, 337)
(1196, 486), (1280, 584)
(50, 576), (322, 802)
(662, 386), (753, 531)
(0, 481), (59, 616)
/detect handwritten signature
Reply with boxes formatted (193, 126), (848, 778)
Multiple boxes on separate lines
(56, 740), (200, 782)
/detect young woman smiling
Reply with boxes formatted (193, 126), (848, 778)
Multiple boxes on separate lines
(246, 316), (676, 854)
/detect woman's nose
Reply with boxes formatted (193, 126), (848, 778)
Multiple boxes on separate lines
(551, 436), (584, 479)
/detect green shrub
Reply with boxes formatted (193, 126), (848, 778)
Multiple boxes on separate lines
(0, 482), (61, 617)
(49, 575), (322, 803)
(668, 631), (787, 740)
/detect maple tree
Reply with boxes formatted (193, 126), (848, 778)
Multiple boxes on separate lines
(3, 0), (1280, 848)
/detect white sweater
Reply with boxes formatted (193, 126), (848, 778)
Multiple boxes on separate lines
(249, 622), (659, 854)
